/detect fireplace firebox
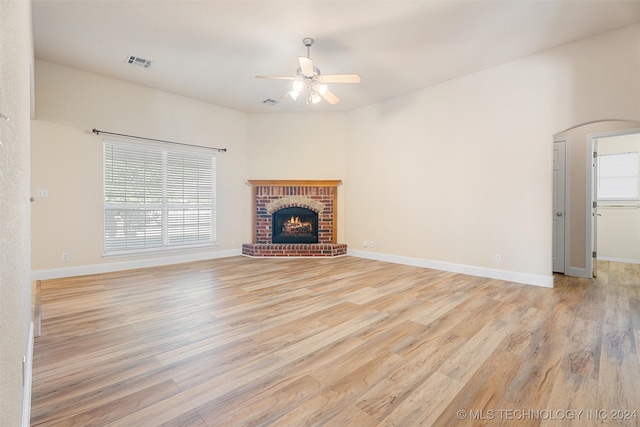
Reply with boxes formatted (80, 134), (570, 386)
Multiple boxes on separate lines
(272, 207), (318, 244)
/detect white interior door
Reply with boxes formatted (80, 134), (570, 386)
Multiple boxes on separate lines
(553, 140), (566, 273)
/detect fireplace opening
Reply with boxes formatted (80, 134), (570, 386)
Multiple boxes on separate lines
(272, 207), (318, 244)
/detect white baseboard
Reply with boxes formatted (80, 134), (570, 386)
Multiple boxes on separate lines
(31, 249), (242, 281)
(598, 256), (640, 265)
(348, 249), (554, 288)
(22, 321), (34, 427)
(30, 247), (554, 286)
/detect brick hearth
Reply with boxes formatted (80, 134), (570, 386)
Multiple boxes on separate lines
(242, 243), (347, 257)
(243, 180), (346, 257)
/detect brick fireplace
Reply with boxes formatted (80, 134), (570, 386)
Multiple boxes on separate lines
(242, 180), (347, 257)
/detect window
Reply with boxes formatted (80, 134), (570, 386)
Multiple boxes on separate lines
(104, 140), (216, 254)
(597, 152), (639, 201)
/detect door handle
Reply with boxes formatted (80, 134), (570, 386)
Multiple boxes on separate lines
(556, 212), (563, 217)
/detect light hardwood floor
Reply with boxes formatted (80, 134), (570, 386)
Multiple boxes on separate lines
(31, 257), (640, 426)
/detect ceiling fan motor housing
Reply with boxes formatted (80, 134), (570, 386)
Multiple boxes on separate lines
(296, 67), (321, 78)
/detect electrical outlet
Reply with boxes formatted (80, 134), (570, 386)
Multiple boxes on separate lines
(369, 240), (375, 248)
(36, 188), (48, 198)
(62, 252), (70, 262)
(362, 240), (367, 247)
(231, 238), (236, 245)
(495, 254), (501, 263)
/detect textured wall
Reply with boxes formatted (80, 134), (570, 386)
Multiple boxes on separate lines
(0, 0), (33, 426)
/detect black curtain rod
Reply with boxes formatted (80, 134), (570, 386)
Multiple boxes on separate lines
(92, 129), (227, 152)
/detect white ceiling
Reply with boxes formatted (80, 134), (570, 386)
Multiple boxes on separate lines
(32, 0), (640, 113)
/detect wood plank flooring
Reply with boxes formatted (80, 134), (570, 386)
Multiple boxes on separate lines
(32, 279), (42, 338)
(31, 257), (640, 426)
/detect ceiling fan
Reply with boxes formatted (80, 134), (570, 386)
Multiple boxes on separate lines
(255, 38), (360, 105)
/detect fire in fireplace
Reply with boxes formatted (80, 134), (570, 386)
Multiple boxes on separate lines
(272, 207), (318, 243)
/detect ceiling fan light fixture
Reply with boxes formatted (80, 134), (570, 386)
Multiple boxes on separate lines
(292, 79), (304, 92)
(289, 90), (300, 101)
(256, 37), (359, 106)
(315, 83), (328, 96)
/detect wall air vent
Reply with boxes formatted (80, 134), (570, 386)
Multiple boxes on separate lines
(126, 55), (152, 68)
(262, 99), (279, 106)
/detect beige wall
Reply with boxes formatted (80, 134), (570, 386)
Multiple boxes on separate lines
(246, 113), (346, 241)
(0, 0), (33, 425)
(597, 133), (640, 262)
(344, 24), (640, 282)
(32, 61), (250, 274)
(31, 62), (352, 275)
(31, 23), (640, 286)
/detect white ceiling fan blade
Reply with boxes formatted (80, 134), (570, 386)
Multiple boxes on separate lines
(321, 88), (340, 105)
(318, 74), (361, 84)
(298, 57), (314, 77)
(255, 75), (297, 80)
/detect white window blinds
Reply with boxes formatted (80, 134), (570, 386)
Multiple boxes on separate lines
(104, 140), (216, 254)
(597, 152), (639, 201)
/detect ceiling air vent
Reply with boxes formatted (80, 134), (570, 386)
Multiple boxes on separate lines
(126, 54), (152, 68)
(262, 98), (279, 106)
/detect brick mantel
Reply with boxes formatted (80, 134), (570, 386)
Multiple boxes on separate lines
(243, 180), (345, 257)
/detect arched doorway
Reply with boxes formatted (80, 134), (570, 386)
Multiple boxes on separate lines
(553, 120), (640, 278)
